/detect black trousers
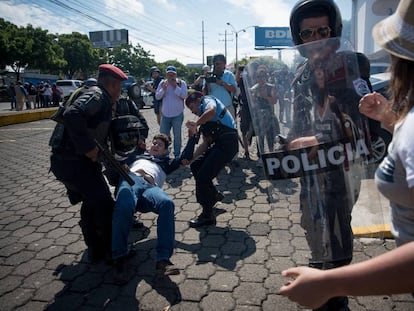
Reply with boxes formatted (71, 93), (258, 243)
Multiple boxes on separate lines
(190, 132), (238, 216)
(50, 153), (114, 258)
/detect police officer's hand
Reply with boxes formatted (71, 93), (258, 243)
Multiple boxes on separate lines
(181, 159), (191, 166)
(138, 140), (147, 150)
(186, 120), (198, 133)
(187, 125), (198, 137)
(288, 136), (318, 150)
(85, 146), (99, 162)
(122, 164), (130, 172)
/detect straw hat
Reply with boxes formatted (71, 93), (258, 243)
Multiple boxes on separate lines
(372, 0), (414, 62)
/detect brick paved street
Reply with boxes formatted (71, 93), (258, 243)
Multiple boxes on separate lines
(0, 106), (413, 310)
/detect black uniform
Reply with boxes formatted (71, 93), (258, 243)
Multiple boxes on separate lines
(50, 86), (114, 262)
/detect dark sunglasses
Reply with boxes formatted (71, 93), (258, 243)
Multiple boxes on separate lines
(299, 26), (331, 41)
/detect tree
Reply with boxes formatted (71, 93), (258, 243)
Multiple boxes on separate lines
(26, 26), (66, 74)
(58, 32), (99, 78)
(2, 22), (33, 80)
(0, 19), (67, 80)
(107, 43), (154, 80)
(0, 18), (17, 70)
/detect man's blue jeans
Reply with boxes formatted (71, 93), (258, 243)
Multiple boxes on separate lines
(160, 113), (184, 158)
(112, 173), (175, 261)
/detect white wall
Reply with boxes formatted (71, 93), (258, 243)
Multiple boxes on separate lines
(351, 0), (398, 55)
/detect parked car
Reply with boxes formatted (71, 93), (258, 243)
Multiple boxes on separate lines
(140, 83), (153, 108)
(369, 62), (390, 75)
(55, 79), (83, 101)
(367, 72), (392, 163)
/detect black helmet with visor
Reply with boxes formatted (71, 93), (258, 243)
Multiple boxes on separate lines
(289, 0), (342, 46)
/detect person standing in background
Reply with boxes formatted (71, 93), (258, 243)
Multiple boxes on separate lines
(236, 65), (253, 160)
(155, 65), (187, 158)
(8, 82), (16, 110)
(43, 83), (52, 108)
(146, 66), (163, 125)
(51, 83), (63, 107)
(14, 81), (27, 111)
(205, 54), (237, 119)
(27, 82), (37, 109)
(191, 65), (211, 94)
(205, 54), (238, 165)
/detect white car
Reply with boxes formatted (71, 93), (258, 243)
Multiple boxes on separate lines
(55, 79), (83, 100)
(140, 86), (153, 108)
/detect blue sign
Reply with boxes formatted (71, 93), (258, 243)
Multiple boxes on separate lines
(255, 27), (293, 49)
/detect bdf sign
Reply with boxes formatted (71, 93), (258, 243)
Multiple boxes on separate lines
(255, 27), (293, 49)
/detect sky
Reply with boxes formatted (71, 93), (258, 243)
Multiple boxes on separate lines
(0, 0), (352, 66)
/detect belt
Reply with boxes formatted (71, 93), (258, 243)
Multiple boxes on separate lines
(134, 171), (155, 186)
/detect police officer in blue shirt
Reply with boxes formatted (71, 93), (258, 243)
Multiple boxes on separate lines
(184, 91), (238, 227)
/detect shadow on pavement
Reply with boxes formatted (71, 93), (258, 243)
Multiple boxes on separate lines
(47, 226), (182, 310)
(176, 226), (256, 271)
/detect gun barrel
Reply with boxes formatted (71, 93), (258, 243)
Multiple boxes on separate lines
(94, 139), (135, 186)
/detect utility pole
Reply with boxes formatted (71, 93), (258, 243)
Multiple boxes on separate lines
(226, 23), (256, 68)
(219, 30), (232, 61)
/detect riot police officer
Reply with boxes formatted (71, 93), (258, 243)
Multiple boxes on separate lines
(49, 64), (128, 263)
(287, 1), (371, 310)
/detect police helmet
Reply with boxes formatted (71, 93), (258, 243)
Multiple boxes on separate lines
(110, 115), (141, 159)
(127, 82), (141, 101)
(150, 66), (161, 75)
(289, 0), (342, 46)
(84, 78), (97, 87)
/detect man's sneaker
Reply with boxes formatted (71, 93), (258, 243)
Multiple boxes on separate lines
(155, 259), (180, 276)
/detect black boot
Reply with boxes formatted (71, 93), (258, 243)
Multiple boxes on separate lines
(189, 211), (216, 228)
(313, 296), (349, 311)
(79, 220), (105, 263)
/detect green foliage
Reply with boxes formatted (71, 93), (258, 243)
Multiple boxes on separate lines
(0, 18), (18, 69)
(58, 32), (99, 78)
(0, 18), (195, 82)
(106, 43), (155, 80)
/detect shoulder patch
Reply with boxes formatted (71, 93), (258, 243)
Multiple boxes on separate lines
(353, 78), (370, 97)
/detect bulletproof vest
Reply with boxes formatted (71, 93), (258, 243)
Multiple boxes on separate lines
(110, 98), (149, 160)
(48, 86), (103, 152)
(114, 98), (149, 140)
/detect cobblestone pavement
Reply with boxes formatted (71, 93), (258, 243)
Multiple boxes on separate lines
(0, 107), (413, 311)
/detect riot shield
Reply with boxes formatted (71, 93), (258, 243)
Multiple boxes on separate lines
(243, 38), (387, 265)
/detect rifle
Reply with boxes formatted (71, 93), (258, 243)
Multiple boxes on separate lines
(94, 139), (135, 186)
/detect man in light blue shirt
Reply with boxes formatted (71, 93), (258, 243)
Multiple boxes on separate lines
(205, 54), (237, 119)
(155, 66), (188, 158)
